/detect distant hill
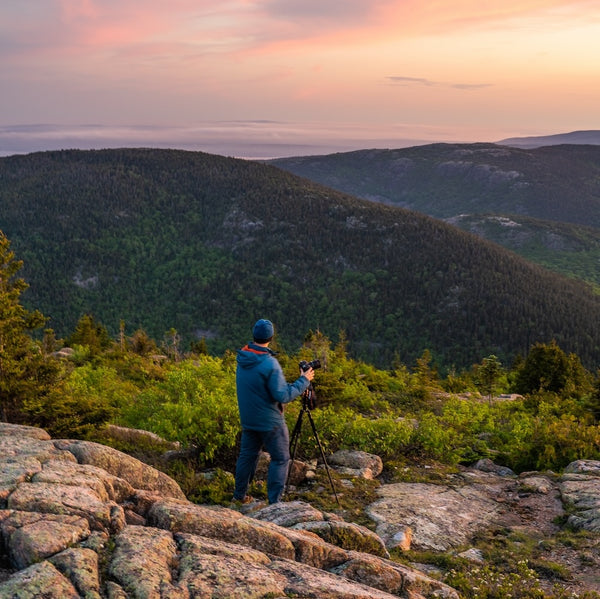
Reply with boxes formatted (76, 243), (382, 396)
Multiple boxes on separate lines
(269, 143), (600, 286)
(1, 148), (599, 370)
(497, 130), (600, 148)
(269, 143), (600, 227)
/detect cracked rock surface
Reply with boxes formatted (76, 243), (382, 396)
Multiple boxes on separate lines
(0, 423), (457, 598)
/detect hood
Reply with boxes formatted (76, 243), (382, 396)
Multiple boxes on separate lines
(236, 344), (272, 370)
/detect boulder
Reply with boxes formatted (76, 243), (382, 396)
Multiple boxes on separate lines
(50, 548), (102, 599)
(253, 501), (389, 557)
(148, 498), (297, 560)
(0, 422), (52, 440)
(473, 458), (515, 477)
(3, 512), (90, 569)
(7, 481), (123, 533)
(104, 424), (181, 450)
(332, 551), (459, 599)
(251, 500), (335, 528)
(518, 474), (554, 495)
(109, 526), (183, 597)
(328, 449), (384, 479)
(32, 460), (136, 503)
(54, 439), (186, 500)
(0, 560), (80, 598)
(564, 460), (600, 477)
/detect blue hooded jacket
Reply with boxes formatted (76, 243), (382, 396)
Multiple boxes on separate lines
(236, 342), (310, 431)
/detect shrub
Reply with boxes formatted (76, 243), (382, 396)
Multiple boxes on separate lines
(23, 363), (135, 438)
(119, 357), (240, 464)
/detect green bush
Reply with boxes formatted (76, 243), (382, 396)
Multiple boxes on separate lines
(23, 363), (136, 438)
(118, 357), (240, 464)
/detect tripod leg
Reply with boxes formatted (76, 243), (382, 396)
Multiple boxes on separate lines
(284, 408), (304, 497)
(305, 410), (340, 506)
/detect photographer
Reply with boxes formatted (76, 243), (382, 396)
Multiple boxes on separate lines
(233, 319), (314, 505)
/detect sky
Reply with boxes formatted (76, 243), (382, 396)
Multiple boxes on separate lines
(1, 0), (600, 158)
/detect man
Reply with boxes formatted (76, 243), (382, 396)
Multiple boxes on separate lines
(233, 318), (315, 505)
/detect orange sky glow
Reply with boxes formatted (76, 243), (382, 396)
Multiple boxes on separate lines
(1, 0), (599, 157)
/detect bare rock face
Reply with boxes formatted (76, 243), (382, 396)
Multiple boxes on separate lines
(0, 424), (458, 599)
(368, 478), (505, 551)
(366, 460), (600, 551)
(366, 467), (566, 551)
(560, 460), (600, 531)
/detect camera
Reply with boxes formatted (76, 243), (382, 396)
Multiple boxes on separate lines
(299, 359), (321, 372)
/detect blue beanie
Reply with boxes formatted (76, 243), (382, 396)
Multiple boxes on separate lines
(253, 319), (274, 342)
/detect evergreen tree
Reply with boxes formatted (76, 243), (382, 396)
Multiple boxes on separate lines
(476, 355), (503, 402)
(162, 328), (181, 361)
(190, 337), (209, 355)
(129, 329), (159, 356)
(0, 232), (60, 422)
(414, 349), (439, 390)
(512, 340), (590, 396)
(590, 371), (600, 422)
(67, 314), (113, 355)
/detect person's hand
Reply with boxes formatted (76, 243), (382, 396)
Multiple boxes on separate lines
(302, 367), (315, 381)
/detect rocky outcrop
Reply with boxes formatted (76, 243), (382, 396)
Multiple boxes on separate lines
(560, 460), (600, 531)
(366, 459), (600, 554)
(0, 424), (457, 598)
(366, 458), (600, 596)
(366, 465), (567, 552)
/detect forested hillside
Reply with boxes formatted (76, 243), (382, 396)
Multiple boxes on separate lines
(1, 148), (600, 370)
(269, 143), (600, 227)
(269, 143), (600, 287)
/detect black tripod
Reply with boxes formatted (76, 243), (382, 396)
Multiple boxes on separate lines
(285, 384), (340, 505)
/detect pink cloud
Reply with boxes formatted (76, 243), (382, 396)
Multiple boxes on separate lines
(5, 0), (596, 62)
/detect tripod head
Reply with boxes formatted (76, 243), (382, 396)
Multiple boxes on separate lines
(301, 384), (317, 410)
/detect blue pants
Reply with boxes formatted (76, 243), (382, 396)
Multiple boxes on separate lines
(233, 423), (290, 504)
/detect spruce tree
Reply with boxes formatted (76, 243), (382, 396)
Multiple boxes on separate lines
(0, 231), (59, 422)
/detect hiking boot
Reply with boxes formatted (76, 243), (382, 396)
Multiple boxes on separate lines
(231, 495), (255, 505)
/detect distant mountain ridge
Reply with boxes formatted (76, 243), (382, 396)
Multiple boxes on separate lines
(497, 130), (600, 148)
(269, 143), (600, 227)
(443, 214), (600, 287)
(1, 148), (599, 370)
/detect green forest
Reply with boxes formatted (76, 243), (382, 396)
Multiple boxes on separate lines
(269, 143), (600, 227)
(2, 230), (600, 599)
(270, 143), (600, 289)
(1, 148), (600, 373)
